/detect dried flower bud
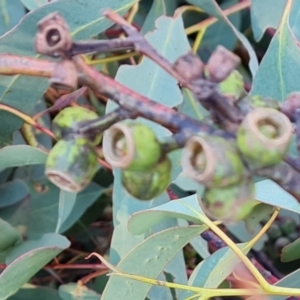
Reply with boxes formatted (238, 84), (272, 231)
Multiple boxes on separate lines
(281, 91), (300, 121)
(173, 51), (204, 82)
(206, 45), (241, 83)
(35, 12), (72, 57)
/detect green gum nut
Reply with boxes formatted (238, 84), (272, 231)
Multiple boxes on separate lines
(103, 122), (162, 171)
(201, 179), (258, 222)
(181, 135), (245, 188)
(237, 108), (292, 169)
(52, 106), (101, 145)
(45, 138), (98, 193)
(121, 157), (171, 200)
(218, 70), (246, 101)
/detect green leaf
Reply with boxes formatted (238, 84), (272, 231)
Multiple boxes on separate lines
(187, 0), (258, 76)
(60, 183), (104, 233)
(251, 1), (300, 101)
(182, 243), (249, 299)
(102, 225), (206, 300)
(55, 190), (77, 233)
(177, 88), (208, 121)
(267, 269), (300, 300)
(141, 0), (177, 34)
(0, 0), (26, 36)
(0, 0), (137, 145)
(244, 203), (274, 235)
(0, 233), (70, 299)
(0, 218), (22, 252)
(110, 15), (190, 111)
(227, 221), (267, 251)
(5, 232), (69, 263)
(255, 180), (300, 214)
(178, 219), (210, 259)
(19, 0), (48, 11)
(8, 284), (60, 300)
(59, 283), (101, 300)
(251, 0), (286, 41)
(0, 179), (29, 208)
(281, 237), (300, 262)
(197, 0), (241, 62)
(128, 194), (205, 235)
(0, 145), (47, 168)
(0, 180), (103, 238)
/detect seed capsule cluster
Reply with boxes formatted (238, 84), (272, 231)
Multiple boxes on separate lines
(45, 95), (293, 221)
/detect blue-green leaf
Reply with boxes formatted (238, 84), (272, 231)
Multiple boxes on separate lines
(187, 0), (258, 76)
(0, 179), (29, 208)
(19, 0), (48, 11)
(128, 194), (205, 235)
(251, 0), (286, 41)
(251, 1), (300, 101)
(255, 180), (300, 214)
(59, 283), (101, 300)
(0, 233), (70, 299)
(0, 145), (47, 168)
(102, 226), (206, 300)
(55, 190), (77, 233)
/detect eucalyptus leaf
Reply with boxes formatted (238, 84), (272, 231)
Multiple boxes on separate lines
(102, 226), (206, 300)
(251, 1), (300, 101)
(59, 283), (101, 300)
(141, 0), (178, 34)
(8, 284), (60, 300)
(0, 218), (22, 252)
(281, 237), (300, 262)
(0, 233), (70, 299)
(251, 0), (286, 41)
(55, 190), (77, 233)
(187, 0), (259, 76)
(182, 243), (250, 299)
(19, 0), (48, 11)
(255, 180), (300, 214)
(128, 194), (205, 235)
(259, 269), (300, 300)
(0, 180), (103, 238)
(0, 0), (26, 36)
(0, 145), (47, 168)
(0, 179), (29, 208)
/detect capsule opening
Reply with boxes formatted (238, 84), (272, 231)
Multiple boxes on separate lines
(46, 170), (82, 193)
(181, 136), (215, 185)
(103, 123), (134, 169)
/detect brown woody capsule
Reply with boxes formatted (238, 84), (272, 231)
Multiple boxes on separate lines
(206, 45), (241, 83)
(35, 12), (72, 57)
(173, 51), (204, 82)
